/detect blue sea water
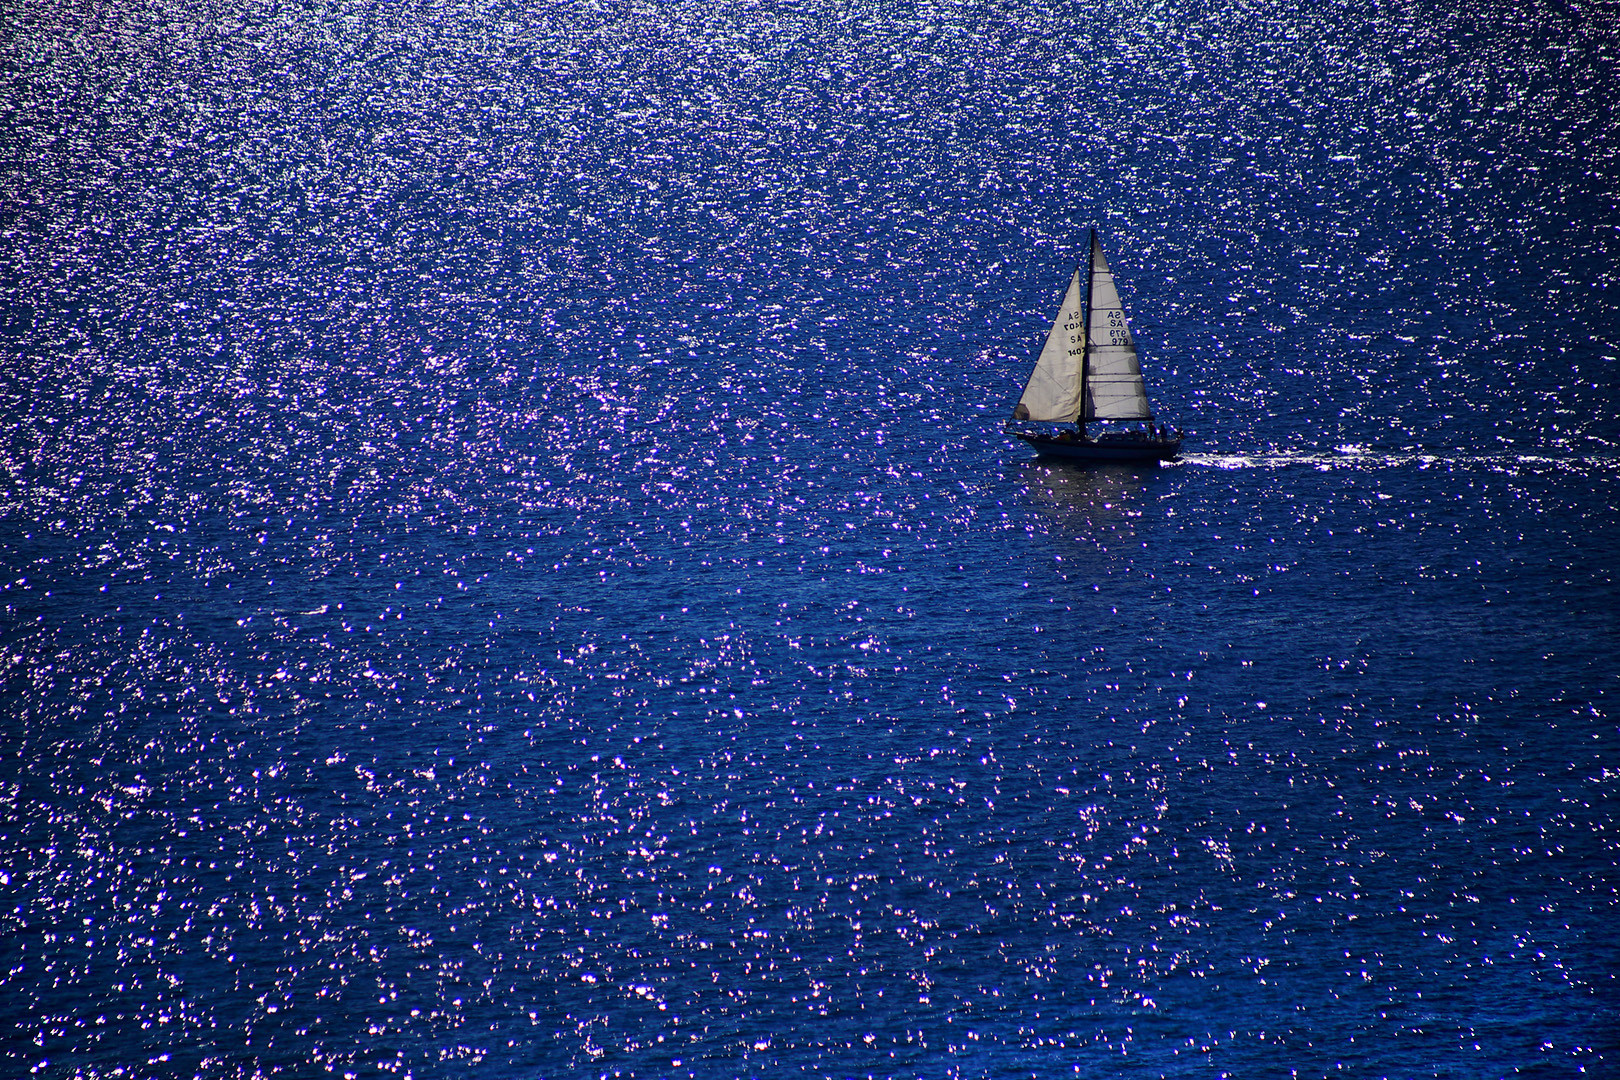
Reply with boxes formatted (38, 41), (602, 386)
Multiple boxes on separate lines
(2, 0), (1618, 1076)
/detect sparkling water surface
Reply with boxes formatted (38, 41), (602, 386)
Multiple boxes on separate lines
(3, 0), (1618, 1076)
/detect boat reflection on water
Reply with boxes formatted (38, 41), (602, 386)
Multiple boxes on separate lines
(1012, 456), (1167, 543)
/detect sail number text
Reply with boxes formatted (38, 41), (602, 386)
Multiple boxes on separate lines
(1098, 310), (1128, 345)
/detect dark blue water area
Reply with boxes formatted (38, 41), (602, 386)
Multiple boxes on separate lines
(3, 0), (1618, 1076)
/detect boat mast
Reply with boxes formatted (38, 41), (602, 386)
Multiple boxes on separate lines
(1077, 227), (1095, 435)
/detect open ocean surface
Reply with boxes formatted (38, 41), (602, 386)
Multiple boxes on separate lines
(3, 0), (1618, 1076)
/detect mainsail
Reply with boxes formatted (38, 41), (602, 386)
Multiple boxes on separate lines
(1012, 232), (1153, 425)
(1082, 236), (1152, 421)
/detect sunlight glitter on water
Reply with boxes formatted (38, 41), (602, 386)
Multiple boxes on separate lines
(2, 0), (1617, 1074)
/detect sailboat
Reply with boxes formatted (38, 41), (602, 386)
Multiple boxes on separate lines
(1007, 230), (1182, 462)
